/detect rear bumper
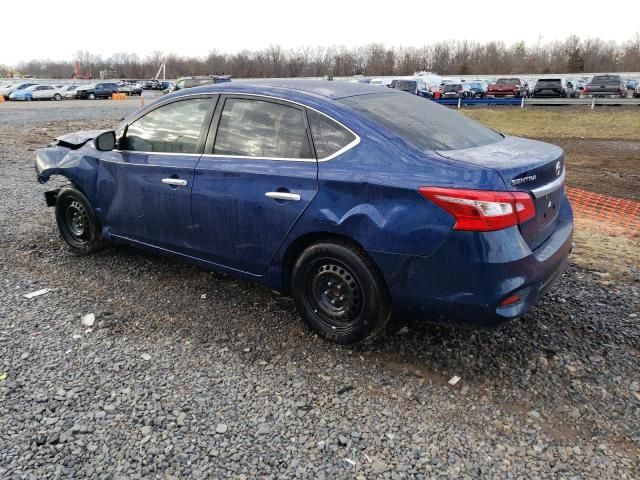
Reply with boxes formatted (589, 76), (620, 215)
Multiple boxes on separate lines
(583, 92), (622, 97)
(487, 92), (519, 97)
(369, 193), (573, 327)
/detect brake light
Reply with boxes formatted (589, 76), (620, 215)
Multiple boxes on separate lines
(418, 187), (536, 231)
(584, 86), (589, 93)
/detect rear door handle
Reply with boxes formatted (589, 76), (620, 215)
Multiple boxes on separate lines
(162, 178), (188, 187)
(265, 191), (301, 201)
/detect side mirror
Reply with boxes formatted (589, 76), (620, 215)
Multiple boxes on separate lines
(94, 131), (116, 151)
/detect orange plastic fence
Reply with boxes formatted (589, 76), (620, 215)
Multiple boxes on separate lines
(566, 187), (640, 237)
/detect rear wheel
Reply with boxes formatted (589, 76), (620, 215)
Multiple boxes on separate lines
(53, 93), (62, 101)
(88, 92), (95, 100)
(55, 186), (107, 254)
(291, 241), (391, 344)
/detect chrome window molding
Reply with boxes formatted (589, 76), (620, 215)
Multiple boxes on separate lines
(531, 170), (565, 198)
(117, 90), (361, 163)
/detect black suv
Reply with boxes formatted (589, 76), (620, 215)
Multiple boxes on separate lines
(76, 82), (120, 100)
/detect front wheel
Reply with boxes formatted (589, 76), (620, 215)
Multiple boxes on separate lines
(55, 186), (107, 254)
(88, 92), (95, 100)
(53, 93), (62, 101)
(291, 241), (391, 344)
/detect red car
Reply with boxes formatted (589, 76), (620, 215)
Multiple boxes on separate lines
(486, 78), (528, 97)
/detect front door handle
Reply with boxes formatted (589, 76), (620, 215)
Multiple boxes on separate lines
(265, 191), (301, 201)
(162, 178), (188, 187)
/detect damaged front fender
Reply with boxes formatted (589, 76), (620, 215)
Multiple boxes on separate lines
(35, 130), (109, 184)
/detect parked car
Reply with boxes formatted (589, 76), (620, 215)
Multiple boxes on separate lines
(76, 83), (120, 100)
(34, 81), (572, 345)
(369, 78), (390, 86)
(118, 82), (143, 96)
(486, 78), (528, 97)
(531, 78), (573, 98)
(10, 84), (63, 101)
(0, 82), (36, 99)
(395, 79), (432, 98)
(583, 75), (627, 98)
(163, 75), (232, 95)
(60, 85), (80, 99)
(142, 80), (163, 90)
(387, 79), (399, 89)
(625, 79), (638, 90)
(634, 83), (640, 98)
(441, 83), (467, 99)
(466, 81), (487, 98)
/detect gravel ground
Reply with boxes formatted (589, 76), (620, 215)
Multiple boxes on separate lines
(0, 102), (639, 479)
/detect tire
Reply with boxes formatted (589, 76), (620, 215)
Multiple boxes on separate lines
(53, 93), (62, 101)
(291, 241), (391, 344)
(55, 186), (107, 254)
(88, 92), (95, 100)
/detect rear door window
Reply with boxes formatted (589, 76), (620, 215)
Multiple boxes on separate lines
(213, 98), (313, 159)
(340, 92), (502, 151)
(307, 110), (356, 159)
(121, 98), (211, 153)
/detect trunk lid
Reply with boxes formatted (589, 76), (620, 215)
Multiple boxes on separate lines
(436, 136), (565, 250)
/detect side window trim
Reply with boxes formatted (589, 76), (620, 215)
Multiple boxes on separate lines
(305, 108), (360, 162)
(204, 94), (316, 161)
(116, 94), (218, 155)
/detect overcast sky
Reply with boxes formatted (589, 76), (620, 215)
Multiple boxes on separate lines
(1, 1), (637, 65)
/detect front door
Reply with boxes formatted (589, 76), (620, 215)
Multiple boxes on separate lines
(97, 96), (215, 253)
(192, 95), (318, 275)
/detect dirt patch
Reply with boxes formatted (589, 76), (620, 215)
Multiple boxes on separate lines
(553, 138), (640, 201)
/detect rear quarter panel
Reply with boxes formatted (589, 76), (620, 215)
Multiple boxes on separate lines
(272, 106), (507, 259)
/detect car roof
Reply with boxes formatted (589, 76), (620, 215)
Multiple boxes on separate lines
(177, 79), (387, 100)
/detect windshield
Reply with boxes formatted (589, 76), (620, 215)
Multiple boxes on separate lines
(340, 92), (502, 151)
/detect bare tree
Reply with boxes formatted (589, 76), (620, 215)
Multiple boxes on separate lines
(8, 34), (640, 80)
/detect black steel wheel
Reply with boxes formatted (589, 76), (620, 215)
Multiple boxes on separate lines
(291, 241), (391, 344)
(55, 186), (107, 254)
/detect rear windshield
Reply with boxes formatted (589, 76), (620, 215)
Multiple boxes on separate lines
(590, 75), (621, 84)
(396, 81), (416, 91)
(442, 84), (462, 92)
(340, 92), (502, 151)
(536, 79), (562, 87)
(496, 78), (520, 85)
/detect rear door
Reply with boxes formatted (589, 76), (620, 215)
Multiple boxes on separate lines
(191, 95), (318, 275)
(97, 95), (215, 252)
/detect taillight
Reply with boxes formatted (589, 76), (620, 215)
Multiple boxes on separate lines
(418, 187), (536, 232)
(584, 86), (589, 93)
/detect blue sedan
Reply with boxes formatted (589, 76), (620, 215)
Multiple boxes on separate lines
(35, 80), (573, 344)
